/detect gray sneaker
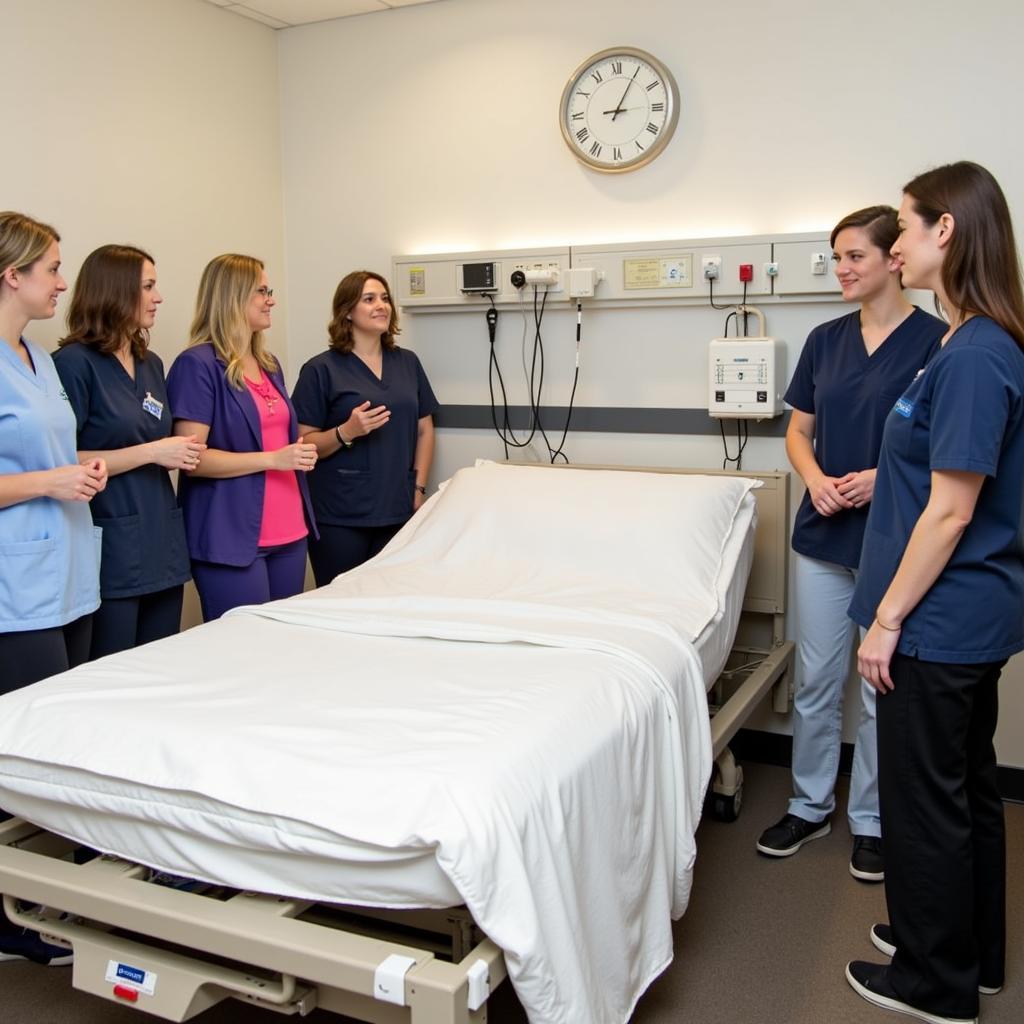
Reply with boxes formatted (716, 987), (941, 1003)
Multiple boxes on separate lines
(756, 813), (831, 857)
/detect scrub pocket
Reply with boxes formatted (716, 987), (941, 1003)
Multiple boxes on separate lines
(331, 468), (375, 518)
(0, 537), (60, 620)
(94, 513), (142, 594)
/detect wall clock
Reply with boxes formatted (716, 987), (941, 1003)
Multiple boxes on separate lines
(559, 47), (680, 173)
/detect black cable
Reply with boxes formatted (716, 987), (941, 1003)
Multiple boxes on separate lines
(708, 274), (731, 310)
(741, 280), (749, 335)
(486, 294), (540, 457)
(720, 418), (750, 470)
(549, 302), (582, 464)
(723, 310), (737, 338)
(528, 286), (559, 462)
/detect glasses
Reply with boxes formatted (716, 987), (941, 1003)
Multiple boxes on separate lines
(255, 286), (274, 298)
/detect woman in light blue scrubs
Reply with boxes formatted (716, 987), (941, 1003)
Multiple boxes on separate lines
(0, 212), (105, 966)
(55, 245), (201, 657)
(0, 212), (106, 690)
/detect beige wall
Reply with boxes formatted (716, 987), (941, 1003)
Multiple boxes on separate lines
(277, 0), (1024, 766)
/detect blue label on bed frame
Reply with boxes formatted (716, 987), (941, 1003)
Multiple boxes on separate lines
(116, 964), (146, 985)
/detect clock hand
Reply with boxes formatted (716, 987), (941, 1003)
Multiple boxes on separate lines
(609, 66), (640, 121)
(601, 105), (644, 115)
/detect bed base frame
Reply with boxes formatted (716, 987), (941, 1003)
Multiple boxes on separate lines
(0, 466), (793, 1023)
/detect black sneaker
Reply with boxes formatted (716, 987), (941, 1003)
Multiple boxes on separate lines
(870, 922), (897, 957)
(756, 813), (830, 856)
(0, 930), (73, 966)
(870, 924), (1002, 995)
(850, 835), (884, 882)
(845, 961), (977, 1024)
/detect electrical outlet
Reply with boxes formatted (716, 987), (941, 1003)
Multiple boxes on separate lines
(763, 261), (779, 278)
(810, 252), (829, 276)
(702, 256), (721, 280)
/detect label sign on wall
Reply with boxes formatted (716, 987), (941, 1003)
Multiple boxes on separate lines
(624, 255), (693, 289)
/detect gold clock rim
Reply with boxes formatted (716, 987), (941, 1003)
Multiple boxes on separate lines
(559, 45), (680, 174)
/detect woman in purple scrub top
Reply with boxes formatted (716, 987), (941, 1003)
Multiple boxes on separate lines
(166, 254), (317, 621)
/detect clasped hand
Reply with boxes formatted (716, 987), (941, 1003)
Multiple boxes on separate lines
(272, 440), (318, 472)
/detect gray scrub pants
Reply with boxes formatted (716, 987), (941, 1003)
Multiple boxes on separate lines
(787, 553), (880, 836)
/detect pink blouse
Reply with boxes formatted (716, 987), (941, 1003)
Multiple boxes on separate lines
(244, 372), (308, 547)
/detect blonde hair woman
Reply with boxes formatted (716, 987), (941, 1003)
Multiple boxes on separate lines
(166, 254), (317, 621)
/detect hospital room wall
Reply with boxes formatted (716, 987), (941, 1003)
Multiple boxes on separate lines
(6, 0), (288, 630)
(277, 0), (1024, 768)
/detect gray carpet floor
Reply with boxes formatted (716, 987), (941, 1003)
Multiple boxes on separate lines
(2, 762), (1021, 1023)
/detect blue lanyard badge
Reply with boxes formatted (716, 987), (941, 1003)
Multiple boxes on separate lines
(142, 392), (164, 419)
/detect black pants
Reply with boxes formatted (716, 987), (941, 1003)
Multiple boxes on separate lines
(90, 585), (184, 659)
(0, 614), (93, 694)
(308, 523), (401, 588)
(878, 652), (1006, 1019)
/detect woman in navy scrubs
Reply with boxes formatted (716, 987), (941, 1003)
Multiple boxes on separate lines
(0, 211), (104, 966)
(846, 163), (1024, 1024)
(166, 254), (317, 621)
(293, 270), (438, 586)
(54, 245), (201, 657)
(757, 207), (944, 879)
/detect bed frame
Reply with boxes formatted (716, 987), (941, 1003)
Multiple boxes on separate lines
(0, 465), (794, 1024)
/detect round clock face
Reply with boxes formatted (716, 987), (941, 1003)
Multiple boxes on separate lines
(559, 47), (680, 173)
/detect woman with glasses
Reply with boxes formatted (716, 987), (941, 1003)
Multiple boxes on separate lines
(54, 245), (201, 657)
(292, 270), (437, 586)
(166, 254), (317, 620)
(847, 162), (1024, 1024)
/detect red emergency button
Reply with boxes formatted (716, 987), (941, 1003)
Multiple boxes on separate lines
(113, 984), (139, 1002)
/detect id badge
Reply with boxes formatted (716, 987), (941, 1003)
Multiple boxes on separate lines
(142, 392), (164, 419)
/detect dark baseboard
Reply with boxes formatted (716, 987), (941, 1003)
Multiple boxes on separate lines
(732, 728), (1024, 804)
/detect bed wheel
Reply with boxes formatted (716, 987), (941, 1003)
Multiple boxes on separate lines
(709, 785), (743, 822)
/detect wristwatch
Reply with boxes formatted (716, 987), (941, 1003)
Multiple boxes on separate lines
(335, 425), (353, 449)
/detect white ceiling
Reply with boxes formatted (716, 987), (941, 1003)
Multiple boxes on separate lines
(202, 0), (444, 30)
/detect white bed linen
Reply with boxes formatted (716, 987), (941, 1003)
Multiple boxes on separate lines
(0, 464), (759, 1024)
(0, 520), (752, 912)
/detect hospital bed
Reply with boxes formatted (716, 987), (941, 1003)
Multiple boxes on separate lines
(0, 461), (793, 1024)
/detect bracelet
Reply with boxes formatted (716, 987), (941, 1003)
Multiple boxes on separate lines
(874, 617), (902, 632)
(414, 484), (426, 495)
(335, 425), (353, 448)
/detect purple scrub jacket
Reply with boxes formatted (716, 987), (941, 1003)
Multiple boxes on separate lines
(166, 343), (317, 567)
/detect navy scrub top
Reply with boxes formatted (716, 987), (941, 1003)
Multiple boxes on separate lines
(53, 342), (190, 600)
(291, 346), (439, 527)
(849, 317), (1024, 663)
(786, 308), (944, 568)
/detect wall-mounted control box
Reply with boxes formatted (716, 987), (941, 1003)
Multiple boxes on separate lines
(708, 336), (787, 419)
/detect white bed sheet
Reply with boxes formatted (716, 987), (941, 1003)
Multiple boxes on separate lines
(0, 465), (758, 1024)
(0, 517), (753, 913)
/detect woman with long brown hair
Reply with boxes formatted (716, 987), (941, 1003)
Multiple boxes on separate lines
(55, 244), (201, 656)
(847, 161), (1024, 1024)
(292, 270), (438, 586)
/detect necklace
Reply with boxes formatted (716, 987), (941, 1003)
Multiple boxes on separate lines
(245, 371), (279, 415)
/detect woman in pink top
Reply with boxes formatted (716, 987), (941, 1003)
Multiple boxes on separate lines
(166, 254), (318, 620)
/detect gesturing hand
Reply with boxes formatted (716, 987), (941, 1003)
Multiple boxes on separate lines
(344, 401), (390, 439)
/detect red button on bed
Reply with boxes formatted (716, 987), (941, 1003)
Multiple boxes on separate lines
(113, 984), (139, 1003)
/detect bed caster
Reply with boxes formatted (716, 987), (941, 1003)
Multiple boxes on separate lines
(709, 785), (743, 822)
(707, 750), (744, 822)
